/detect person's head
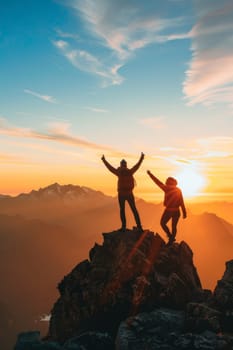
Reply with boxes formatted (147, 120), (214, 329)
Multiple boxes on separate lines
(166, 177), (177, 186)
(120, 159), (127, 168)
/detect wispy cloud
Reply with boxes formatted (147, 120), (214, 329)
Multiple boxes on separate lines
(195, 136), (233, 159)
(175, 158), (191, 164)
(153, 136), (233, 163)
(70, 1), (187, 58)
(0, 116), (143, 162)
(0, 118), (125, 156)
(53, 39), (124, 86)
(183, 1), (233, 106)
(53, 1), (190, 86)
(24, 89), (57, 104)
(55, 28), (80, 40)
(197, 136), (233, 148)
(84, 106), (109, 113)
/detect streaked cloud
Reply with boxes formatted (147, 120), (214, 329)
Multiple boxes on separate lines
(200, 151), (231, 159)
(55, 28), (80, 40)
(186, 136), (233, 162)
(183, 1), (233, 106)
(0, 118), (115, 152)
(153, 136), (233, 164)
(84, 106), (109, 113)
(70, 0), (187, 58)
(24, 89), (57, 104)
(0, 118), (142, 161)
(197, 136), (233, 148)
(53, 1), (190, 85)
(175, 158), (191, 164)
(53, 39), (124, 86)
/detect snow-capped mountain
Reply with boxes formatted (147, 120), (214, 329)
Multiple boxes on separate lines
(17, 183), (108, 201)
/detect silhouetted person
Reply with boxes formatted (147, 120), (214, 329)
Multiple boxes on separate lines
(147, 170), (187, 244)
(101, 153), (145, 232)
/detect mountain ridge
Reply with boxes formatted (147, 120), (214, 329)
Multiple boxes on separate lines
(1, 183), (110, 201)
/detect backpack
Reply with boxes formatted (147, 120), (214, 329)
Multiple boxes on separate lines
(117, 168), (135, 192)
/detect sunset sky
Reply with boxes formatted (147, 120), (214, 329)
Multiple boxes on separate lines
(1, 0), (233, 201)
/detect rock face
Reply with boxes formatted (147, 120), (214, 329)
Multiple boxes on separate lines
(48, 229), (202, 343)
(213, 259), (233, 332)
(14, 229), (233, 350)
(116, 309), (233, 350)
(213, 260), (233, 309)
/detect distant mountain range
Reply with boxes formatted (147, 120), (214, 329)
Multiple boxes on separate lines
(0, 183), (113, 221)
(0, 183), (233, 349)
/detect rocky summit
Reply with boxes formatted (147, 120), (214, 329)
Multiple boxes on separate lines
(15, 229), (233, 350)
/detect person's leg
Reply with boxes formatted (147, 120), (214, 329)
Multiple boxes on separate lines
(118, 194), (126, 230)
(160, 210), (172, 238)
(127, 193), (142, 229)
(171, 211), (181, 239)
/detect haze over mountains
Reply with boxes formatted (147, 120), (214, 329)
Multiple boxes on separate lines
(1, 183), (233, 349)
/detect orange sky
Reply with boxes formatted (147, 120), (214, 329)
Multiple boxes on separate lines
(1, 150), (232, 203)
(1, 2), (233, 202)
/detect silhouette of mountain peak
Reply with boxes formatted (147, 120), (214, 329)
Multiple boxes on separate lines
(47, 229), (203, 343)
(16, 183), (107, 201)
(14, 229), (233, 349)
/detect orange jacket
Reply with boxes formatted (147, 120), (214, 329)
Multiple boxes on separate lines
(148, 172), (186, 215)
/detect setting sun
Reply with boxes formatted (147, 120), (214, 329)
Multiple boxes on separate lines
(175, 166), (206, 198)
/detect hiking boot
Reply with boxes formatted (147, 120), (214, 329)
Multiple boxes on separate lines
(167, 235), (176, 245)
(133, 226), (144, 233)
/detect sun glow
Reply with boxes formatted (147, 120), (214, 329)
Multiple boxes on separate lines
(175, 165), (206, 198)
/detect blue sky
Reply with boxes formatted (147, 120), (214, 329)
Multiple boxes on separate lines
(0, 0), (233, 199)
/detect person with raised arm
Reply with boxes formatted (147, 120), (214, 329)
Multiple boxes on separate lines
(101, 153), (145, 232)
(147, 170), (187, 244)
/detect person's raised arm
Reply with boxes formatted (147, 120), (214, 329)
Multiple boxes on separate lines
(130, 152), (145, 173)
(147, 170), (166, 191)
(101, 155), (118, 175)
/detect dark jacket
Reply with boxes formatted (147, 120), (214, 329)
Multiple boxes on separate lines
(102, 155), (144, 195)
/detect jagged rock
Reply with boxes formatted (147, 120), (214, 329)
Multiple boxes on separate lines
(186, 302), (222, 333)
(116, 308), (185, 350)
(213, 259), (233, 332)
(214, 260), (233, 309)
(14, 231), (233, 350)
(48, 229), (203, 343)
(116, 314), (233, 350)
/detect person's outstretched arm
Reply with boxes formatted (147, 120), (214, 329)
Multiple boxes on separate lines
(147, 170), (166, 191)
(180, 192), (187, 218)
(130, 152), (145, 173)
(101, 155), (118, 175)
